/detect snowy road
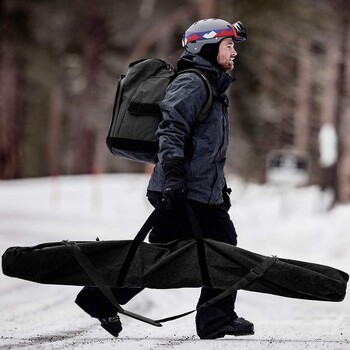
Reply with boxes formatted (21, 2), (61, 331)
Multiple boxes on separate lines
(1, 174), (349, 349)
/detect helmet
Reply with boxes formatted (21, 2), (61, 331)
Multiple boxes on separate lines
(182, 18), (246, 54)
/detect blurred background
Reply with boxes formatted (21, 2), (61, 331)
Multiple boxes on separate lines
(1, 0), (349, 205)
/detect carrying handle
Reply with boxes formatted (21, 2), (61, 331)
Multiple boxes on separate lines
(116, 204), (163, 287)
(184, 202), (212, 287)
(184, 201), (203, 240)
(116, 201), (209, 287)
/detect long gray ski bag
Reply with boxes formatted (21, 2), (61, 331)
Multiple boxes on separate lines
(1, 203), (348, 325)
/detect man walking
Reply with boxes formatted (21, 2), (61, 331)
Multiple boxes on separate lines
(76, 18), (254, 340)
(146, 18), (253, 340)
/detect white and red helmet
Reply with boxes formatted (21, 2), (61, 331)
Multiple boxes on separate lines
(182, 18), (246, 54)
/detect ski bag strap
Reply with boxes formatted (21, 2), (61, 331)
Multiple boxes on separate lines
(62, 242), (277, 326)
(62, 240), (162, 327)
(184, 202), (212, 287)
(116, 205), (163, 287)
(156, 255), (278, 323)
(197, 255), (278, 311)
(117, 201), (212, 288)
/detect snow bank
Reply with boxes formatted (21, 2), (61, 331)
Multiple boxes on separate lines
(0, 174), (349, 349)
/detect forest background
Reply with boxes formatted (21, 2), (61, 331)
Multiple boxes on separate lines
(1, 0), (350, 204)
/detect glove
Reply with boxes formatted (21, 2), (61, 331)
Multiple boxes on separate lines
(162, 158), (188, 210)
(222, 181), (232, 211)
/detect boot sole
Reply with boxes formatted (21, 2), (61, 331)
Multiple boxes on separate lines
(100, 323), (122, 337)
(99, 318), (122, 338)
(199, 325), (255, 340)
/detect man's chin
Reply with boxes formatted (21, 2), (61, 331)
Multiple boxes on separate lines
(226, 63), (234, 72)
(218, 62), (234, 72)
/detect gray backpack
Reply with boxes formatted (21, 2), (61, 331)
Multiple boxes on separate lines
(106, 58), (213, 164)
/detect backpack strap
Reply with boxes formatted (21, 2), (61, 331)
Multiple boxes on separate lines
(176, 68), (213, 122)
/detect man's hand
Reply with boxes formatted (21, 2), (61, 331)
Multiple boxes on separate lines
(162, 158), (187, 210)
(222, 181), (232, 211)
(163, 177), (188, 210)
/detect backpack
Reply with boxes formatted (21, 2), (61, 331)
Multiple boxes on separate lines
(106, 58), (213, 164)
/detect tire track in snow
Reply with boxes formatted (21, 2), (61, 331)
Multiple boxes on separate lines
(1, 288), (70, 317)
(0, 282), (32, 297)
(150, 335), (198, 349)
(0, 328), (95, 350)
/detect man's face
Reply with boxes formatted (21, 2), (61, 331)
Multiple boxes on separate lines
(217, 38), (237, 72)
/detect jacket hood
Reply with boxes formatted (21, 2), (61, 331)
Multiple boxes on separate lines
(176, 51), (235, 96)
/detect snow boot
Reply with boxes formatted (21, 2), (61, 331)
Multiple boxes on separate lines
(196, 307), (254, 339)
(98, 314), (122, 337)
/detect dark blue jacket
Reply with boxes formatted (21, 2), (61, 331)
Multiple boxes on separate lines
(147, 52), (235, 204)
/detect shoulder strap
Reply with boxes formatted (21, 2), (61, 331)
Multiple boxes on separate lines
(62, 240), (162, 327)
(156, 255), (278, 324)
(177, 68), (213, 122)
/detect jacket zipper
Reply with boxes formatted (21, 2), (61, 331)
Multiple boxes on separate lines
(210, 105), (227, 204)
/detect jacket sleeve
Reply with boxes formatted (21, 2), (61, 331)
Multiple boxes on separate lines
(156, 73), (208, 164)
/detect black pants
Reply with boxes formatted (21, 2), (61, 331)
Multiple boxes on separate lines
(75, 200), (238, 319)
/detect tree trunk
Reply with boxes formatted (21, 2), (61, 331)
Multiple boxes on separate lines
(318, 37), (339, 198)
(47, 85), (63, 176)
(0, 25), (24, 179)
(71, 12), (106, 174)
(197, 0), (216, 18)
(336, 0), (350, 203)
(293, 38), (312, 154)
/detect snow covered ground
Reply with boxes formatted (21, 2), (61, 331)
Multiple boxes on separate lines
(0, 174), (349, 350)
